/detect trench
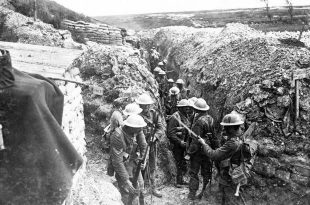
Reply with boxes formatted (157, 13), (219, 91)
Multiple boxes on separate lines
(69, 24), (310, 205)
(136, 23), (310, 204)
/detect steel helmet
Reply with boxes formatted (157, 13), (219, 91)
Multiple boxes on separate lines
(192, 98), (209, 111)
(158, 62), (164, 66)
(220, 113), (244, 126)
(159, 70), (166, 75)
(177, 99), (190, 107)
(154, 67), (161, 73)
(163, 59), (167, 64)
(188, 97), (198, 107)
(123, 103), (142, 116)
(135, 93), (154, 105)
(176, 79), (184, 84)
(169, 86), (180, 95)
(123, 114), (147, 128)
(167, 78), (174, 83)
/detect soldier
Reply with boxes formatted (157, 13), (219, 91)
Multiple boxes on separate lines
(158, 61), (165, 71)
(167, 99), (191, 187)
(187, 98), (219, 200)
(165, 86), (180, 116)
(123, 103), (143, 118)
(110, 114), (147, 205)
(158, 70), (167, 105)
(153, 67), (162, 82)
(136, 93), (165, 198)
(149, 47), (160, 73)
(197, 113), (246, 205)
(167, 79), (174, 90)
(176, 79), (188, 99)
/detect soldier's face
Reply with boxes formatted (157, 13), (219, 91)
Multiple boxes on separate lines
(140, 104), (151, 112)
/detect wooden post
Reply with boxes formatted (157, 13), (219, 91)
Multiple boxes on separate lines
(295, 79), (300, 128)
(34, 0), (37, 21)
(292, 68), (310, 130)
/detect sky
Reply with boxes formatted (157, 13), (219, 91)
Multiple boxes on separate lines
(53, 0), (310, 16)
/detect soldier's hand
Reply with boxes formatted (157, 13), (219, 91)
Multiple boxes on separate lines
(125, 180), (139, 195)
(180, 141), (186, 148)
(197, 137), (205, 145)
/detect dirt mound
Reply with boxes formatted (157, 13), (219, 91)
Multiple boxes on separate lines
(0, 6), (81, 48)
(140, 23), (310, 204)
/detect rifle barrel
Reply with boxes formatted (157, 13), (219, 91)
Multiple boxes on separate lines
(170, 115), (200, 139)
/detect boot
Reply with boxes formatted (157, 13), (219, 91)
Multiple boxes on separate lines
(187, 191), (197, 200)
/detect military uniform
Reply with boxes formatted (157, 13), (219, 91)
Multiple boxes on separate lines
(110, 127), (147, 205)
(167, 111), (190, 184)
(149, 50), (159, 73)
(201, 137), (245, 205)
(187, 113), (219, 198)
(165, 94), (180, 116)
(179, 88), (189, 99)
(140, 109), (164, 191)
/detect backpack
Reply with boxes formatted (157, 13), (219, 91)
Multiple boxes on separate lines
(229, 138), (258, 185)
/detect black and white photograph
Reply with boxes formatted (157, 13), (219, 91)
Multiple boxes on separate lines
(0, 0), (309, 204)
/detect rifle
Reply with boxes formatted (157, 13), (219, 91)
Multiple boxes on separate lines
(170, 114), (201, 140)
(127, 119), (156, 205)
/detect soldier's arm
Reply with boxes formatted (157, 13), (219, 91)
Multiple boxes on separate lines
(136, 130), (147, 157)
(110, 132), (129, 184)
(154, 112), (165, 141)
(167, 116), (182, 145)
(209, 118), (220, 149)
(200, 140), (239, 161)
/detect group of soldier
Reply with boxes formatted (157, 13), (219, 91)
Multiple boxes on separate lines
(107, 51), (248, 205)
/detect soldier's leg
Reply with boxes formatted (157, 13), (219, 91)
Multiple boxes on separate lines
(188, 154), (201, 199)
(138, 172), (145, 205)
(197, 157), (212, 199)
(115, 174), (130, 205)
(149, 142), (162, 197)
(172, 144), (183, 184)
(173, 145), (188, 185)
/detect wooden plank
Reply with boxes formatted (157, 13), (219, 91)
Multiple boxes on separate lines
(295, 80), (300, 126)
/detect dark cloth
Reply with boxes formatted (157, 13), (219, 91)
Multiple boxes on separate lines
(140, 109), (164, 187)
(0, 50), (14, 89)
(188, 113), (219, 195)
(179, 88), (188, 99)
(0, 69), (83, 205)
(165, 95), (179, 116)
(188, 113), (219, 154)
(167, 111), (190, 146)
(167, 111), (190, 179)
(201, 137), (244, 205)
(201, 137), (241, 186)
(189, 152), (212, 193)
(110, 127), (147, 184)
